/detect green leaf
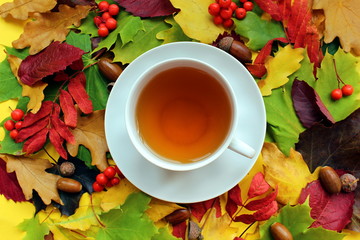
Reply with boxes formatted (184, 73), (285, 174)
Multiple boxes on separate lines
(0, 57), (22, 102)
(93, 11), (145, 54)
(310, 49), (360, 121)
(76, 145), (96, 169)
(4, 46), (29, 59)
(152, 227), (180, 240)
(97, 192), (158, 240)
(18, 214), (49, 240)
(66, 31), (92, 53)
(0, 117), (24, 155)
(234, 11), (286, 51)
(112, 17), (169, 64)
(77, 11), (99, 37)
(156, 17), (193, 44)
(260, 202), (345, 240)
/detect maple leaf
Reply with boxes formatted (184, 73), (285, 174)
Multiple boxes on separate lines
(18, 214), (49, 240)
(0, 154), (61, 205)
(257, 45), (304, 96)
(18, 41), (84, 86)
(96, 192), (158, 239)
(313, 0), (360, 55)
(115, 0), (178, 17)
(156, 17), (193, 44)
(292, 79), (335, 128)
(0, 56), (22, 102)
(0, 158), (26, 201)
(262, 142), (319, 205)
(298, 180), (355, 231)
(12, 4), (91, 55)
(0, 0), (57, 20)
(169, 0), (226, 44)
(66, 108), (109, 171)
(145, 198), (185, 223)
(188, 197), (221, 222)
(153, 227), (181, 240)
(259, 202), (346, 240)
(7, 54), (48, 113)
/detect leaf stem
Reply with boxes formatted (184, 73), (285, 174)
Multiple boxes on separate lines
(43, 148), (57, 163)
(239, 221), (256, 238)
(90, 194), (106, 228)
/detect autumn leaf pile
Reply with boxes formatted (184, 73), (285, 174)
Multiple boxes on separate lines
(0, 0), (359, 240)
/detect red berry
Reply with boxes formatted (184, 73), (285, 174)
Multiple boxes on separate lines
(230, 1), (238, 10)
(208, 3), (221, 16)
(218, 0), (231, 8)
(108, 4), (120, 16)
(4, 119), (15, 131)
(93, 16), (103, 27)
(106, 180), (114, 187)
(15, 121), (23, 130)
(331, 88), (343, 100)
(239, 0), (247, 2)
(104, 166), (116, 179)
(220, 7), (233, 20)
(110, 177), (120, 186)
(96, 173), (109, 185)
(98, 26), (109, 37)
(213, 15), (223, 25)
(105, 18), (117, 30)
(243, 1), (254, 11)
(11, 109), (24, 121)
(98, 1), (109, 12)
(92, 181), (104, 192)
(341, 84), (354, 96)
(9, 129), (18, 139)
(102, 12), (111, 21)
(223, 18), (234, 28)
(235, 7), (247, 19)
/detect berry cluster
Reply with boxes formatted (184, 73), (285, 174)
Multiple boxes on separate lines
(208, 0), (254, 28)
(92, 166), (123, 192)
(3, 109), (24, 140)
(330, 59), (354, 101)
(93, 1), (120, 38)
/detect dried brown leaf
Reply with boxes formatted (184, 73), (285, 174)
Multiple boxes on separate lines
(0, 0), (57, 20)
(12, 4), (91, 54)
(0, 154), (61, 205)
(66, 107), (109, 171)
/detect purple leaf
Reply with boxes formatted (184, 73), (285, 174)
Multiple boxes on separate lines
(115, 0), (178, 17)
(18, 41), (84, 86)
(292, 79), (335, 128)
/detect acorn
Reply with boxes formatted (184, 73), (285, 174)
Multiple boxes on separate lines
(164, 209), (191, 225)
(218, 36), (252, 63)
(56, 178), (82, 193)
(319, 166), (342, 194)
(98, 57), (123, 82)
(270, 222), (293, 240)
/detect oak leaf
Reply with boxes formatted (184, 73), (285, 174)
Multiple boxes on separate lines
(257, 45), (304, 96)
(313, 0), (360, 55)
(7, 54), (47, 113)
(12, 4), (91, 55)
(0, 154), (61, 205)
(0, 0), (57, 20)
(66, 108), (109, 171)
(169, 0), (226, 44)
(261, 142), (319, 205)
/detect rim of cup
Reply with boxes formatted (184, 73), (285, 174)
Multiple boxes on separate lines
(125, 58), (239, 171)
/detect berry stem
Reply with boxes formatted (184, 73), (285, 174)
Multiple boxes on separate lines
(332, 59), (345, 87)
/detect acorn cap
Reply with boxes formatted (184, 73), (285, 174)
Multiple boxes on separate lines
(188, 221), (202, 240)
(218, 36), (234, 52)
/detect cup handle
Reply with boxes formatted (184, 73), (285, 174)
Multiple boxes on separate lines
(228, 138), (256, 159)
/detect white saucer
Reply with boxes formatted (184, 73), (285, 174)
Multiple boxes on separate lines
(105, 42), (266, 203)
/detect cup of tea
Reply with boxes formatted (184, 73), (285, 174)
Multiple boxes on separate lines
(125, 58), (255, 171)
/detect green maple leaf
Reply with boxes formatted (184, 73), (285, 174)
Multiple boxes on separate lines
(234, 11), (285, 51)
(156, 17), (193, 44)
(310, 49), (360, 121)
(93, 10), (145, 54)
(152, 227), (181, 240)
(0, 57), (22, 102)
(260, 202), (345, 240)
(66, 31), (109, 111)
(112, 17), (169, 64)
(97, 192), (158, 240)
(18, 215), (49, 240)
(0, 118), (24, 155)
(4, 46), (29, 59)
(77, 11), (99, 37)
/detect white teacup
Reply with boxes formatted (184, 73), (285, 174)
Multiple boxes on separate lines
(125, 58), (255, 171)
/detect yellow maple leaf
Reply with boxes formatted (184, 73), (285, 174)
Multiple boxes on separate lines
(257, 45), (304, 96)
(146, 198), (185, 224)
(7, 54), (47, 113)
(169, 0), (226, 43)
(66, 108), (109, 171)
(313, 0), (360, 56)
(342, 229), (360, 240)
(0, 154), (62, 205)
(0, 194), (35, 240)
(261, 142), (320, 205)
(0, 0), (57, 20)
(12, 4), (91, 55)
